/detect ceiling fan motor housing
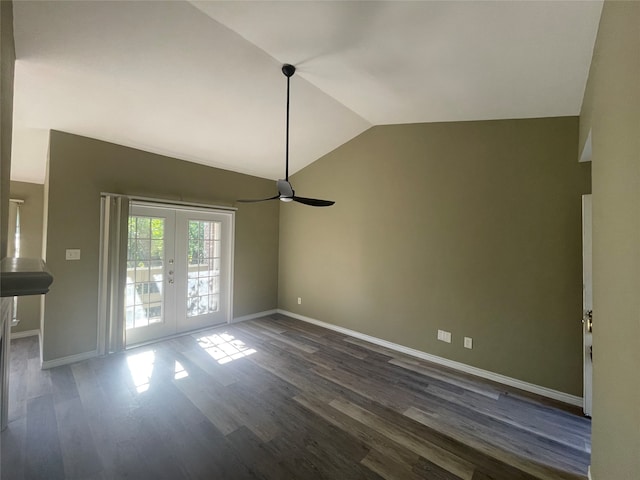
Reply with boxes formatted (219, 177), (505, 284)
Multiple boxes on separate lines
(277, 179), (294, 198)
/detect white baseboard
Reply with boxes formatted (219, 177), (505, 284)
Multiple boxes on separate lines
(278, 309), (583, 407)
(11, 329), (40, 339)
(36, 310), (270, 369)
(42, 350), (98, 369)
(125, 311), (278, 350)
(231, 309), (278, 324)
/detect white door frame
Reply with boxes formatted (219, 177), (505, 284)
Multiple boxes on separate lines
(582, 194), (593, 417)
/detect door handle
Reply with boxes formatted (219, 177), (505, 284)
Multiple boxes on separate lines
(168, 266), (174, 285)
(582, 310), (593, 332)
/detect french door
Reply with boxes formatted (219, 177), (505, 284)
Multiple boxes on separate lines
(125, 203), (233, 346)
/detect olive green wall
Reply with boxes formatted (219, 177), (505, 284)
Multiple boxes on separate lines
(43, 131), (279, 362)
(9, 181), (44, 333)
(579, 1), (640, 478)
(0, 0), (15, 259)
(279, 117), (590, 396)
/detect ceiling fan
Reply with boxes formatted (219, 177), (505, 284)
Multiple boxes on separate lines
(238, 64), (335, 207)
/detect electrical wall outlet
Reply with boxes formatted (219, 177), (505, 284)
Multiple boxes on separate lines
(297, 297), (302, 305)
(464, 337), (473, 349)
(437, 330), (452, 343)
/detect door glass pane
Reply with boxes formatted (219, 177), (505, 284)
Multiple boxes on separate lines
(126, 215), (165, 329)
(187, 220), (221, 317)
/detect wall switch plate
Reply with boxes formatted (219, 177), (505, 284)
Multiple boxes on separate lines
(65, 249), (81, 260)
(297, 297), (302, 305)
(464, 337), (473, 349)
(437, 330), (451, 343)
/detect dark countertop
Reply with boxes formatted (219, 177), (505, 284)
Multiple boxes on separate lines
(0, 257), (54, 297)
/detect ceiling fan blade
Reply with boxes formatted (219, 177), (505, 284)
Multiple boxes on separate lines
(237, 195), (280, 203)
(292, 196), (335, 207)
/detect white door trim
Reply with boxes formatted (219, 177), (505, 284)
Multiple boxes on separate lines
(100, 192), (237, 212)
(582, 194), (593, 416)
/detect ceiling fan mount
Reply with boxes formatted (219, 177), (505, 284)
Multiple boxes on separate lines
(238, 64), (335, 207)
(282, 63), (296, 78)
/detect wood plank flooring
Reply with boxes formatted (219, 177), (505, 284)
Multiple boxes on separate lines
(1, 314), (591, 480)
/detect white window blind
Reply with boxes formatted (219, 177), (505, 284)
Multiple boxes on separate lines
(8, 199), (24, 326)
(8, 199), (23, 258)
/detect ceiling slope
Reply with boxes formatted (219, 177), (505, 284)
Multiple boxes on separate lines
(11, 1), (602, 183)
(11, 0), (370, 182)
(194, 0), (603, 125)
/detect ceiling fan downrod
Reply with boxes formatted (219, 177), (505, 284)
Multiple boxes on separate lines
(283, 64), (295, 181)
(236, 63), (335, 207)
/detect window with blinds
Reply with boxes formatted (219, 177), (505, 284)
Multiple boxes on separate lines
(8, 199), (23, 326)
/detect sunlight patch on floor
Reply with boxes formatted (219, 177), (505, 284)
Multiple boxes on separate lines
(174, 360), (188, 380)
(196, 332), (256, 365)
(126, 350), (155, 393)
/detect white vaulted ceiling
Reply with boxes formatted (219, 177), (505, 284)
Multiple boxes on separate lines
(11, 1), (603, 183)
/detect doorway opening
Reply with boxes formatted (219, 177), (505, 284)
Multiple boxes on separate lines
(124, 203), (234, 347)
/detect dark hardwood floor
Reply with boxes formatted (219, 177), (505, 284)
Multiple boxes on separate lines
(1, 314), (591, 480)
